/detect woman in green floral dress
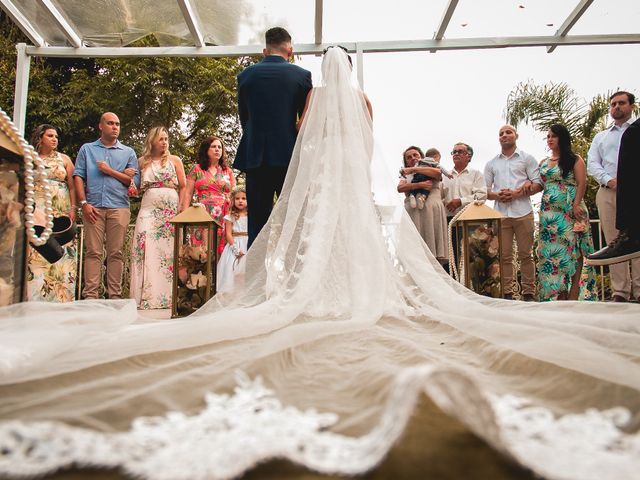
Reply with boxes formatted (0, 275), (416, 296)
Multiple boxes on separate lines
(27, 124), (77, 302)
(537, 124), (597, 301)
(130, 127), (186, 310)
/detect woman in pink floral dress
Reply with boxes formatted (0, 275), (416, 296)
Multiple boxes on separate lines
(130, 127), (186, 310)
(182, 136), (235, 255)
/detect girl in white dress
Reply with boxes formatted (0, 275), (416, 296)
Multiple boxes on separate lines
(216, 186), (248, 293)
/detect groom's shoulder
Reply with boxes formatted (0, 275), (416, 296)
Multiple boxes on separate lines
(289, 63), (311, 77)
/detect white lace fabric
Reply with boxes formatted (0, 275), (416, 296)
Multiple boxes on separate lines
(1, 47), (639, 479)
(2, 371), (638, 480)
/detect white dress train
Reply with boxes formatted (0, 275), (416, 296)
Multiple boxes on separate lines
(0, 48), (639, 480)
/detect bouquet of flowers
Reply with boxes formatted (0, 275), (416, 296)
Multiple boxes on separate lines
(466, 222), (501, 298)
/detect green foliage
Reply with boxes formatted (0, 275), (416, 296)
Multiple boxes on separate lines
(0, 13), (256, 174)
(504, 81), (611, 153)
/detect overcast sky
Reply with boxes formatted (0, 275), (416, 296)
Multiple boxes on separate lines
(246, 0), (639, 175)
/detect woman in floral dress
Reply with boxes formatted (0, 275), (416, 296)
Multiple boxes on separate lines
(27, 124), (77, 302)
(130, 127), (186, 310)
(537, 124), (597, 301)
(182, 136), (235, 255)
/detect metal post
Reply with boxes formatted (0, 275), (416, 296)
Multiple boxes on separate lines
(13, 43), (31, 136)
(356, 43), (364, 89)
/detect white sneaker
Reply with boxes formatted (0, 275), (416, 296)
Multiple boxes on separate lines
(409, 195), (417, 209)
(417, 195), (425, 210)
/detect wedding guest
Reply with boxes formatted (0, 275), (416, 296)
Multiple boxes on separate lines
(27, 124), (77, 302)
(587, 116), (640, 268)
(442, 143), (487, 219)
(398, 146), (448, 263)
(216, 186), (248, 293)
(130, 127), (186, 310)
(484, 125), (541, 301)
(74, 112), (138, 300)
(424, 147), (441, 163)
(535, 124), (597, 301)
(442, 142), (487, 270)
(586, 91), (639, 302)
(182, 136), (235, 254)
(403, 148), (452, 210)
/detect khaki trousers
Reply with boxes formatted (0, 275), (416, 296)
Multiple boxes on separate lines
(83, 208), (131, 299)
(500, 212), (535, 296)
(596, 187), (640, 300)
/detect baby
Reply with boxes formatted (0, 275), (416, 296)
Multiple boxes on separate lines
(405, 148), (452, 209)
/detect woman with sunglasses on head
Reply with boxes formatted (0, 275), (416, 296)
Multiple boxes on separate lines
(26, 124), (78, 302)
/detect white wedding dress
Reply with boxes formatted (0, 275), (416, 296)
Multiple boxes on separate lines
(1, 48), (639, 480)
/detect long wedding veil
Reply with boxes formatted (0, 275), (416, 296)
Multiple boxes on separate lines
(1, 47), (639, 480)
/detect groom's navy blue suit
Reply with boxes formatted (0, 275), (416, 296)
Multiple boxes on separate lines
(616, 117), (640, 238)
(235, 55), (312, 246)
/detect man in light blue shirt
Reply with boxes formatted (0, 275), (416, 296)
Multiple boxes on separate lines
(485, 125), (542, 301)
(587, 91), (638, 302)
(73, 112), (138, 300)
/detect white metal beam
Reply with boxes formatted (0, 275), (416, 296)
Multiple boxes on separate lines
(176, 0), (205, 47)
(547, 0), (594, 53)
(314, 0), (324, 45)
(35, 0), (82, 48)
(356, 43), (363, 89)
(431, 0), (459, 53)
(24, 34), (640, 58)
(13, 43), (31, 136)
(0, 0), (45, 47)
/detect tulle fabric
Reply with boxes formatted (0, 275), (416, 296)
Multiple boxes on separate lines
(0, 48), (639, 478)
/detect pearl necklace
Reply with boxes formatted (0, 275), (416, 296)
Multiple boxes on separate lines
(0, 109), (53, 246)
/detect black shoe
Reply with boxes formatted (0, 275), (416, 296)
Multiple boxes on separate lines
(503, 294), (513, 300)
(522, 294), (536, 302)
(586, 232), (640, 266)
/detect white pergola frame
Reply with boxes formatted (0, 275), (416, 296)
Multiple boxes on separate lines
(2, 0), (640, 135)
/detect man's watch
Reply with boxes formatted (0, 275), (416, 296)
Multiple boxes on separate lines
(79, 200), (87, 208)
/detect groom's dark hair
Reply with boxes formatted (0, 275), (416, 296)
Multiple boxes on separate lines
(265, 27), (292, 48)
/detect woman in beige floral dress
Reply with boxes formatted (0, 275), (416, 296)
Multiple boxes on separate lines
(27, 124), (77, 302)
(130, 127), (186, 310)
(397, 146), (448, 263)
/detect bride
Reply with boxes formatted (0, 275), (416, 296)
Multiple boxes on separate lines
(1, 47), (639, 480)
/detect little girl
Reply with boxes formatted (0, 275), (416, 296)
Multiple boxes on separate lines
(216, 186), (248, 293)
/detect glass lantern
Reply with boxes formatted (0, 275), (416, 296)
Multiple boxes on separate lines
(0, 127), (26, 306)
(170, 205), (220, 318)
(453, 203), (503, 298)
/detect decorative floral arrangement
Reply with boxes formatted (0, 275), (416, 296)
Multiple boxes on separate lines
(175, 239), (211, 316)
(465, 222), (501, 298)
(0, 167), (23, 306)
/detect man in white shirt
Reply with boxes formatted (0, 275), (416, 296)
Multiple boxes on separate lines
(586, 91), (638, 303)
(443, 143), (487, 218)
(484, 125), (542, 301)
(442, 143), (487, 271)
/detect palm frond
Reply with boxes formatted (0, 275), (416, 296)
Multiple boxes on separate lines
(504, 81), (586, 137)
(580, 94), (610, 142)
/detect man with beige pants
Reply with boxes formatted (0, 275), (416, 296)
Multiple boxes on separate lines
(485, 125), (542, 301)
(587, 91), (639, 303)
(74, 112), (138, 299)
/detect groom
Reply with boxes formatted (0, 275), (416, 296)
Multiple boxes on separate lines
(235, 27), (312, 247)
